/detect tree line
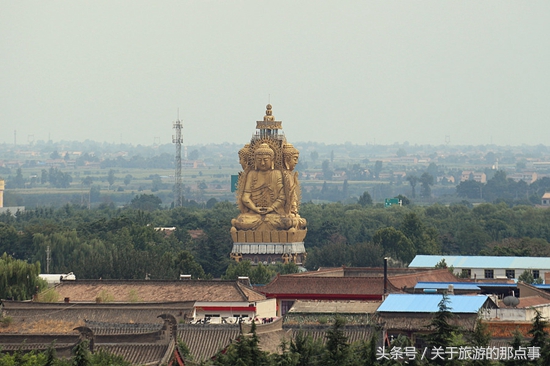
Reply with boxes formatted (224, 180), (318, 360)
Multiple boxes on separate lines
(2, 197), (550, 291)
(456, 170), (550, 205)
(0, 340), (130, 366)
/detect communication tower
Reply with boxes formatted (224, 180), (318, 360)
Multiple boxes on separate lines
(46, 245), (51, 273)
(172, 117), (184, 207)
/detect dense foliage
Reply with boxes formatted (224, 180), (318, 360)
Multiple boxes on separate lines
(0, 253), (46, 300)
(3, 199), (550, 289)
(0, 340), (130, 366)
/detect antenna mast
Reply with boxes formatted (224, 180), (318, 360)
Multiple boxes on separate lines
(46, 245), (51, 273)
(172, 115), (184, 207)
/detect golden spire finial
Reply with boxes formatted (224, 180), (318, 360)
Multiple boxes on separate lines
(264, 104), (275, 121)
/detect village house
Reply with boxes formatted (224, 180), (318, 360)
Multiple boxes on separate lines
(509, 171), (538, 184)
(49, 279), (276, 322)
(409, 255), (550, 283)
(460, 171), (487, 183)
(377, 293), (497, 347)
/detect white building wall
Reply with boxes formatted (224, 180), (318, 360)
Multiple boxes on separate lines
(453, 267), (549, 283)
(193, 301), (254, 320)
(255, 298), (276, 319)
(489, 305), (550, 321)
(192, 300), (276, 321)
(526, 306), (550, 321)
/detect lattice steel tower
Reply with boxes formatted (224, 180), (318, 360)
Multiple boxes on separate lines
(172, 117), (184, 207)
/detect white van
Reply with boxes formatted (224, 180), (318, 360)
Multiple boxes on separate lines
(39, 272), (76, 285)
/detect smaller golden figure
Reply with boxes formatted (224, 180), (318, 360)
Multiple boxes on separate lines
(282, 143), (306, 229)
(264, 104), (275, 121)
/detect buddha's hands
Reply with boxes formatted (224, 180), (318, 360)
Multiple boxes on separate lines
(257, 207), (274, 215)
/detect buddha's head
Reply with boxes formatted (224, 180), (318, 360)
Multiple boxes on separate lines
(283, 143), (299, 171)
(254, 143), (274, 171)
(238, 144), (251, 170)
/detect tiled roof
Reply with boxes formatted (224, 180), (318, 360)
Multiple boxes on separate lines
(52, 280), (266, 303)
(498, 295), (550, 308)
(1, 300), (194, 333)
(288, 267), (345, 277)
(414, 282), (481, 291)
(343, 267), (450, 278)
(257, 275), (389, 297)
(288, 300), (381, 314)
(289, 267), (449, 278)
(284, 324), (379, 345)
(0, 315), (178, 365)
(389, 269), (460, 290)
(239, 283), (269, 302)
(0, 334), (79, 354)
(174, 320), (381, 361)
(188, 229), (205, 239)
(0, 317), (83, 335)
(96, 344), (170, 365)
(177, 324), (241, 362)
(518, 282), (550, 300)
(251, 319), (382, 351)
(86, 321), (163, 335)
(255, 329), (290, 354)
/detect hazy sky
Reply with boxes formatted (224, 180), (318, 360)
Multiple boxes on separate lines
(1, 1), (549, 147)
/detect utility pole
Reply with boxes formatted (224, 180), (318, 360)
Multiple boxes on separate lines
(172, 115), (184, 207)
(46, 245), (51, 274)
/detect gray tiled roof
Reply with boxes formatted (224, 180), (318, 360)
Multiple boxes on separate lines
(53, 279), (265, 302)
(96, 344), (170, 365)
(177, 324), (241, 362)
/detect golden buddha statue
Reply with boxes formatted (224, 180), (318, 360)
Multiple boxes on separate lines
(231, 143), (294, 232)
(230, 106), (307, 247)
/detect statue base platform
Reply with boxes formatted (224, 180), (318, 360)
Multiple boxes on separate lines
(230, 242), (306, 265)
(230, 229), (307, 243)
(231, 241), (305, 255)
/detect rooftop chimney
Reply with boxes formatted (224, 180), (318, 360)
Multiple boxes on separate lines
(447, 284), (454, 295)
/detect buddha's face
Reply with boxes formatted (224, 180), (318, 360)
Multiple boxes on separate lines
(255, 154), (273, 171)
(287, 154), (299, 170)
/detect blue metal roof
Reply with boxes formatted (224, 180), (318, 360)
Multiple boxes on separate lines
(415, 282), (516, 290)
(414, 282), (481, 291)
(409, 255), (550, 269)
(475, 283), (517, 288)
(377, 294), (490, 313)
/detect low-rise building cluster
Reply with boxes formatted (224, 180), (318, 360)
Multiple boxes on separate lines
(2, 255), (550, 364)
